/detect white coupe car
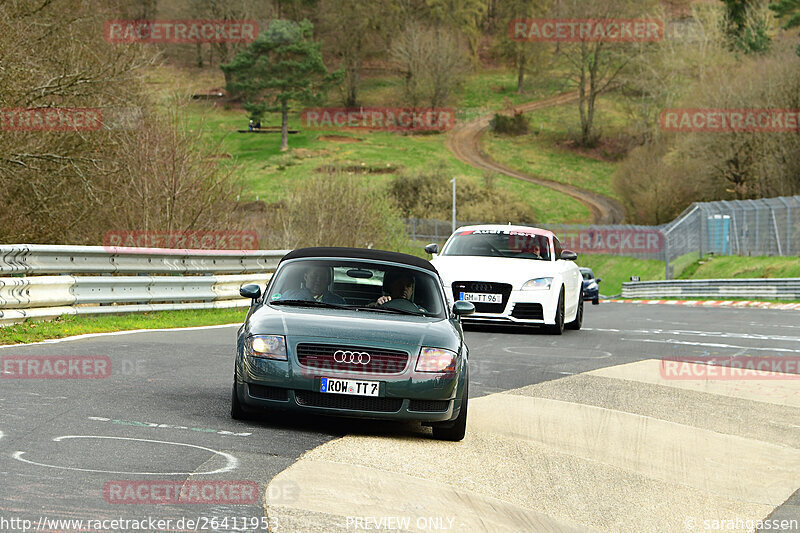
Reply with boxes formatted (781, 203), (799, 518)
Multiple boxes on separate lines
(427, 225), (583, 334)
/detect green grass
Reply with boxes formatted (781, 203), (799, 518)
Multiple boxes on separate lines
(677, 254), (800, 280)
(577, 253), (800, 297)
(577, 254), (666, 296)
(0, 308), (247, 345)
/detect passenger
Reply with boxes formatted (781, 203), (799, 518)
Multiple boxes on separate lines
(281, 265), (345, 304)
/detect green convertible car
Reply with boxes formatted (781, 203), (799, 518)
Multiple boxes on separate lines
(233, 247), (475, 441)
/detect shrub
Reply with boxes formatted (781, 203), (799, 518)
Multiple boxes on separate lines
(265, 173), (407, 250)
(491, 112), (529, 135)
(388, 164), (536, 223)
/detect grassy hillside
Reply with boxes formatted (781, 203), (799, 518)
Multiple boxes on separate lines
(482, 96), (630, 201)
(151, 65), (594, 224)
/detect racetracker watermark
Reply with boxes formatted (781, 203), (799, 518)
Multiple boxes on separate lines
(660, 109), (800, 133)
(1, 356), (111, 379)
(105, 20), (257, 43)
(509, 18), (664, 42)
(558, 228), (664, 254)
(301, 107), (456, 132)
(104, 481), (259, 504)
(103, 230), (259, 251)
(1, 108), (102, 131)
(660, 357), (800, 380)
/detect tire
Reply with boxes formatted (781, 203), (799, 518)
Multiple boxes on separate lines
(231, 378), (249, 420)
(432, 378), (468, 442)
(546, 289), (565, 335)
(592, 297), (600, 305)
(566, 291), (583, 331)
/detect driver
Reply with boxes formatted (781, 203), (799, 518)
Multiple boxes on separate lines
(281, 264), (345, 304)
(375, 271), (414, 306)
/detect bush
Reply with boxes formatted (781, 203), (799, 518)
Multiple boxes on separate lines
(491, 112), (529, 135)
(265, 173), (407, 250)
(388, 164), (536, 224)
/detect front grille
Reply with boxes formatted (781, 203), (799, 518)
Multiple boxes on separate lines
(452, 281), (513, 313)
(296, 343), (409, 374)
(511, 303), (544, 320)
(408, 399), (450, 412)
(248, 384), (289, 401)
(294, 391), (403, 412)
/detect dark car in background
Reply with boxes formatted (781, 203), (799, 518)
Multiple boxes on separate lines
(579, 267), (602, 305)
(233, 247), (474, 441)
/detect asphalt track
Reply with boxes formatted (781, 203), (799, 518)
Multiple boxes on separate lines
(0, 303), (798, 532)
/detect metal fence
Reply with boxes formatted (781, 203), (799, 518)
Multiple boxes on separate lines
(405, 194), (800, 279)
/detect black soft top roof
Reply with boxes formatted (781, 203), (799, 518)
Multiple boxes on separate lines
(280, 247), (438, 273)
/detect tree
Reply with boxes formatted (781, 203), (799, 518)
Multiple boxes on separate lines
(316, 0), (392, 107)
(494, 0), (553, 93)
(770, 0), (800, 55)
(723, 0), (772, 53)
(222, 19), (340, 151)
(425, 0), (488, 60)
(555, 0), (658, 147)
(391, 22), (469, 108)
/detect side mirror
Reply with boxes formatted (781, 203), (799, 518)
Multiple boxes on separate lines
(452, 301), (475, 316)
(560, 250), (578, 261)
(239, 284), (262, 300)
(424, 243), (439, 255)
(596, 278), (602, 283)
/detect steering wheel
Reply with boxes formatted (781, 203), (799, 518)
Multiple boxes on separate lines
(380, 298), (421, 313)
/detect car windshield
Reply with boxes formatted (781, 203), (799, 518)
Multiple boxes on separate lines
(441, 229), (552, 260)
(266, 259), (445, 317)
(581, 270), (594, 280)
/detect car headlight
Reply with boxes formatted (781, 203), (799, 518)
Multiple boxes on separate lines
(522, 277), (553, 290)
(587, 281), (598, 290)
(245, 335), (287, 360)
(416, 347), (457, 373)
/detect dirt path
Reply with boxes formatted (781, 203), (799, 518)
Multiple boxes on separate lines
(446, 91), (626, 224)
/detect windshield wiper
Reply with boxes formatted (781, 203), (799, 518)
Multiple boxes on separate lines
(351, 305), (429, 317)
(270, 299), (349, 310)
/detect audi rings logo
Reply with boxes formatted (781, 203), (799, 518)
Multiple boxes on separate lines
(471, 283), (492, 292)
(333, 350), (371, 365)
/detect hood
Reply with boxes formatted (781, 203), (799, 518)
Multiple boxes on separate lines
(246, 305), (459, 350)
(431, 255), (557, 288)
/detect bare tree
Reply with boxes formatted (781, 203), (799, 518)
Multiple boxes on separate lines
(555, 0), (659, 147)
(391, 22), (469, 108)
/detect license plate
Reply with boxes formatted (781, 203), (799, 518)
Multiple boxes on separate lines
(320, 377), (380, 397)
(460, 292), (502, 304)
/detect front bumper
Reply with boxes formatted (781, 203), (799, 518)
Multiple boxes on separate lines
(236, 343), (467, 423)
(237, 381), (463, 422)
(460, 289), (557, 325)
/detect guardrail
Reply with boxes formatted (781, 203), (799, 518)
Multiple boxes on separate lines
(621, 279), (800, 300)
(0, 245), (289, 326)
(0, 245), (287, 275)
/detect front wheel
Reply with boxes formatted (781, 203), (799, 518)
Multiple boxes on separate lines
(546, 290), (565, 335)
(592, 297), (600, 305)
(231, 378), (249, 420)
(566, 291), (583, 330)
(432, 379), (468, 441)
